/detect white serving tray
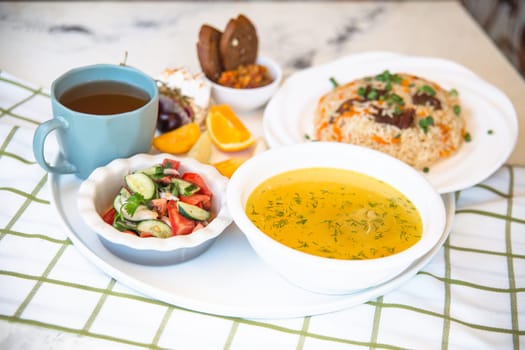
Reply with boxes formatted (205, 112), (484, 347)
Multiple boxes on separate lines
(51, 172), (455, 319)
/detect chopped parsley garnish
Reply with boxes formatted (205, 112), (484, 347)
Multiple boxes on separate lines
(375, 70), (402, 84)
(386, 93), (405, 106)
(487, 129), (494, 135)
(449, 88), (459, 96)
(304, 134), (311, 140)
(418, 85), (436, 96)
(357, 86), (366, 97)
(296, 218), (308, 225)
(453, 104), (461, 115)
(367, 88), (378, 100)
(422, 167), (430, 173)
(329, 77), (339, 88)
(464, 132), (472, 142)
(393, 105), (403, 115)
(418, 116), (434, 133)
(375, 70), (391, 82)
(147, 166), (166, 180)
(169, 183), (179, 196)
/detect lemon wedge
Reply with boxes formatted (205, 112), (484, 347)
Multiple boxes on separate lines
(187, 130), (213, 163)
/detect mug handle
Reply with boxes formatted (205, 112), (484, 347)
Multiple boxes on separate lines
(32, 117), (77, 174)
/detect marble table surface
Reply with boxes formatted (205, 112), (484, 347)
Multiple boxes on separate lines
(1, 2), (524, 349)
(0, 0), (524, 164)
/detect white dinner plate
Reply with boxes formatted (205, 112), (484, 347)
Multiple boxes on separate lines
(263, 52), (518, 193)
(51, 172), (455, 319)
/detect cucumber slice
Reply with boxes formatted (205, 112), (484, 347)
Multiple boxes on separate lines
(119, 186), (131, 198)
(137, 220), (172, 238)
(137, 165), (164, 177)
(113, 218), (138, 232)
(125, 173), (156, 200)
(113, 187), (131, 212)
(121, 204), (158, 222)
(171, 178), (200, 196)
(113, 194), (123, 212)
(177, 201), (210, 221)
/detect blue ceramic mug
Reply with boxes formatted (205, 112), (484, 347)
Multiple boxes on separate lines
(33, 64), (158, 179)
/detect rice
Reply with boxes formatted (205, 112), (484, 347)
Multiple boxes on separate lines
(314, 71), (466, 170)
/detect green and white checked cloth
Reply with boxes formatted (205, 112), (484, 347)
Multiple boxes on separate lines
(0, 70), (523, 349)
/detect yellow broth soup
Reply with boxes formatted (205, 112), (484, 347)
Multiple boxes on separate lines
(245, 167), (422, 260)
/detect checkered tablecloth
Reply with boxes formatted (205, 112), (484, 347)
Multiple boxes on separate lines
(0, 70), (524, 349)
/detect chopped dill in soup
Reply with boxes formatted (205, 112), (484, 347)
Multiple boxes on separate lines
(245, 167), (422, 260)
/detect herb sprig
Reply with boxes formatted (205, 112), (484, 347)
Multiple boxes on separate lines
(329, 77), (339, 88)
(123, 193), (145, 216)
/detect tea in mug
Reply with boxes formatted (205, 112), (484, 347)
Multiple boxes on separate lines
(59, 80), (150, 115)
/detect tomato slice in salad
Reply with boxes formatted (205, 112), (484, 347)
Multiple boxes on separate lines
(180, 193), (212, 210)
(167, 200), (195, 235)
(102, 207), (116, 225)
(162, 158), (181, 170)
(139, 231), (155, 238)
(181, 173), (212, 197)
(150, 198), (168, 217)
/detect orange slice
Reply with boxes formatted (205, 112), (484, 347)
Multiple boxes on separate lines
(152, 122), (201, 154)
(213, 157), (246, 178)
(206, 105), (255, 152)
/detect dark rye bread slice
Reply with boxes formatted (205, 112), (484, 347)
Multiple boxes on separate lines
(219, 14), (258, 71)
(197, 24), (223, 82)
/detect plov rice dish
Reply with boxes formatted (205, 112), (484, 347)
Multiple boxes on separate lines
(314, 70), (467, 170)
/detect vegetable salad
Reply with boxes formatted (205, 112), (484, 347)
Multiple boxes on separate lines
(101, 158), (214, 238)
